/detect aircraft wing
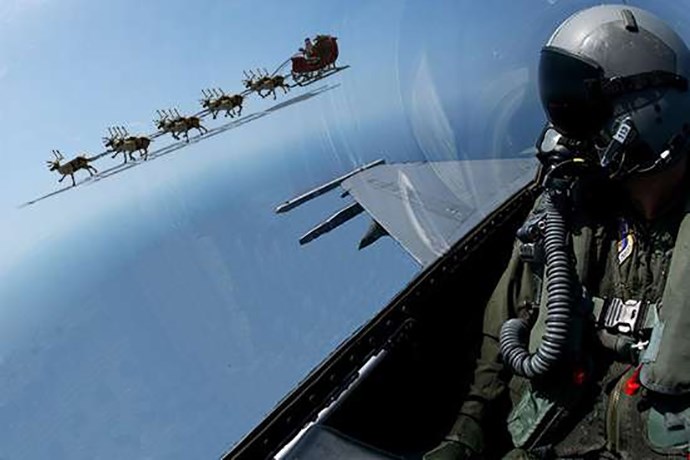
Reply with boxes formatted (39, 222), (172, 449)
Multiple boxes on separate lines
(277, 158), (538, 266)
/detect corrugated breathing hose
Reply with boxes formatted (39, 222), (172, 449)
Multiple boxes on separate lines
(499, 191), (577, 378)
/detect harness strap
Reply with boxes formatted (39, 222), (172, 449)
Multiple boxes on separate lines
(592, 297), (658, 337)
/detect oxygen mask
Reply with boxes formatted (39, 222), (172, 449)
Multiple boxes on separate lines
(538, 117), (689, 185)
(536, 124), (600, 191)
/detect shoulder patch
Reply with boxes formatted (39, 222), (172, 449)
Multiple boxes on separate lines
(617, 218), (634, 265)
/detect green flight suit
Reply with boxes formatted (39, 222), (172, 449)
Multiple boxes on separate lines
(449, 191), (686, 459)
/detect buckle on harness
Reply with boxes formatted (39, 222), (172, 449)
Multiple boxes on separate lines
(601, 298), (644, 335)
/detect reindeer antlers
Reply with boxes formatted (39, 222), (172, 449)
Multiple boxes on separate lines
(47, 149), (64, 163)
(242, 68), (270, 84)
(106, 126), (128, 138)
(202, 87), (226, 97)
(244, 69), (264, 80)
(156, 109), (174, 120)
(157, 108), (183, 120)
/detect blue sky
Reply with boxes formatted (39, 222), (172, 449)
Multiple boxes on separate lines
(2, 0), (690, 459)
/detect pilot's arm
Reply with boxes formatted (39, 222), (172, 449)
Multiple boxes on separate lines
(425, 242), (537, 460)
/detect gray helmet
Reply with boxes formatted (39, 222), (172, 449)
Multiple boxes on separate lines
(539, 5), (690, 177)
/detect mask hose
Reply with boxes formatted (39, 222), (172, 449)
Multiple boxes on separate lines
(499, 191), (577, 378)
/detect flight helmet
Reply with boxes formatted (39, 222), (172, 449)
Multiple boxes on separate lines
(538, 5), (690, 178)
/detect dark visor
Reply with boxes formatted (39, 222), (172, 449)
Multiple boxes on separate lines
(539, 47), (612, 139)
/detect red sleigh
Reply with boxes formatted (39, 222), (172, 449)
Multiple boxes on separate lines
(290, 36), (345, 86)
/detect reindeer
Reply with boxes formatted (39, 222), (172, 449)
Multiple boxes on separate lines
(201, 88), (244, 119)
(47, 150), (98, 186)
(103, 126), (152, 163)
(155, 109), (208, 142)
(242, 68), (290, 100)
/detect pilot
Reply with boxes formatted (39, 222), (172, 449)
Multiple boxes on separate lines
(425, 5), (690, 460)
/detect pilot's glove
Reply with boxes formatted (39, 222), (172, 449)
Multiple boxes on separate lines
(423, 415), (483, 460)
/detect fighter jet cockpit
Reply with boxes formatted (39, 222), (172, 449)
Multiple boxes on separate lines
(1, 1), (689, 459)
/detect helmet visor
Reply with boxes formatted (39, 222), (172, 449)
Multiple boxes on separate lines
(539, 47), (612, 139)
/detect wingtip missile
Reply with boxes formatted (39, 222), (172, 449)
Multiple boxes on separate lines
(275, 159), (386, 214)
(298, 203), (364, 245)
